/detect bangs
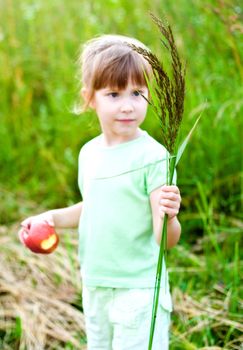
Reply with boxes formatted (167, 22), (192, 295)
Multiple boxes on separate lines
(92, 50), (150, 90)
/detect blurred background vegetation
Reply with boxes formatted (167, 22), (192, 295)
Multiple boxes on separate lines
(0, 0), (242, 349)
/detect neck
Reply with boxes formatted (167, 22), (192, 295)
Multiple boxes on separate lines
(101, 129), (143, 147)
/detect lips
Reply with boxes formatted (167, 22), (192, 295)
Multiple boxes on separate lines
(116, 119), (135, 122)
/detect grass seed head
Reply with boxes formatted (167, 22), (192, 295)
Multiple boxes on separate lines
(130, 13), (186, 154)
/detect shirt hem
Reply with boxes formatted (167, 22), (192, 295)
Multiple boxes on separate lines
(81, 272), (169, 289)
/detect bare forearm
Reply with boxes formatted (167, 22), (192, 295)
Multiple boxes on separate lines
(48, 202), (83, 229)
(166, 216), (181, 248)
(154, 216), (181, 248)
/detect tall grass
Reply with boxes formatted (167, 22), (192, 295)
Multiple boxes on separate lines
(0, 0), (241, 220)
(0, 0), (242, 348)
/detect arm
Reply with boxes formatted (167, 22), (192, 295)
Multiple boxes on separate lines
(49, 201), (83, 228)
(150, 185), (181, 248)
(20, 201), (83, 230)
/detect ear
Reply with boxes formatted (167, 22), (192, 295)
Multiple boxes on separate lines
(81, 87), (96, 109)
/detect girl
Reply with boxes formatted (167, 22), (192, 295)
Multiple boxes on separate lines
(20, 34), (181, 350)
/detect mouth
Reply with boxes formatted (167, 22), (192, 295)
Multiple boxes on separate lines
(116, 119), (135, 123)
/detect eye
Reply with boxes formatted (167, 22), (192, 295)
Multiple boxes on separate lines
(133, 90), (141, 97)
(108, 92), (119, 98)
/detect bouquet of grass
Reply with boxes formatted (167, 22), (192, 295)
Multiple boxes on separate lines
(131, 13), (201, 349)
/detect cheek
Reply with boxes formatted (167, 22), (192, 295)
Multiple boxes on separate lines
(139, 103), (148, 116)
(95, 103), (108, 116)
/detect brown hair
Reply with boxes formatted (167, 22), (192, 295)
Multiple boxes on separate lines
(76, 35), (152, 112)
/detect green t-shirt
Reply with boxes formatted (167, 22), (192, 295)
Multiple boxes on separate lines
(78, 130), (175, 288)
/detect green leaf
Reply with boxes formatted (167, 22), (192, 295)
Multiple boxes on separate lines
(14, 317), (22, 338)
(175, 113), (202, 166)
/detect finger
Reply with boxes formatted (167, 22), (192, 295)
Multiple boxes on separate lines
(35, 213), (55, 227)
(21, 214), (54, 228)
(160, 190), (181, 204)
(159, 206), (179, 217)
(18, 229), (24, 244)
(160, 192), (181, 202)
(20, 218), (32, 229)
(44, 216), (55, 227)
(18, 227), (29, 245)
(161, 185), (180, 194)
(160, 199), (180, 210)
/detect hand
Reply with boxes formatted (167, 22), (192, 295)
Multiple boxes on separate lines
(159, 185), (181, 221)
(18, 212), (54, 245)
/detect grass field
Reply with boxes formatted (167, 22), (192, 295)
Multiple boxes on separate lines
(0, 0), (242, 348)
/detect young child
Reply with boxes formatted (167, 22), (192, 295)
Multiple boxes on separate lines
(20, 34), (181, 350)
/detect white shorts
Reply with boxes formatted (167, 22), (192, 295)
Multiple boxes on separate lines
(82, 285), (172, 350)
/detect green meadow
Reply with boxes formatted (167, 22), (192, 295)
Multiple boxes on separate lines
(0, 0), (242, 349)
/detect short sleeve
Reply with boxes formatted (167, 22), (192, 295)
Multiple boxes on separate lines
(145, 158), (177, 194)
(78, 147), (85, 195)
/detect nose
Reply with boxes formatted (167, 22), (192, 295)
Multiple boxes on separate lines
(120, 98), (134, 113)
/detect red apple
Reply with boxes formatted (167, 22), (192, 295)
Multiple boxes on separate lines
(19, 221), (59, 254)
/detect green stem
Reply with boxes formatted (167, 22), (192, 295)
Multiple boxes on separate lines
(148, 154), (176, 350)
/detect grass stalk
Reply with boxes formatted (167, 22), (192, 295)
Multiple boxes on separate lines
(148, 155), (176, 349)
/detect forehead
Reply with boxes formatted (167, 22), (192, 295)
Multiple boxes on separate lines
(102, 81), (148, 91)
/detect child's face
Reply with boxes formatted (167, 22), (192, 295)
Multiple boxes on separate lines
(90, 81), (149, 145)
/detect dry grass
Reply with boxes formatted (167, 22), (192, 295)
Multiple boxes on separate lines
(169, 234), (243, 349)
(171, 286), (243, 349)
(0, 223), (242, 349)
(0, 223), (86, 349)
